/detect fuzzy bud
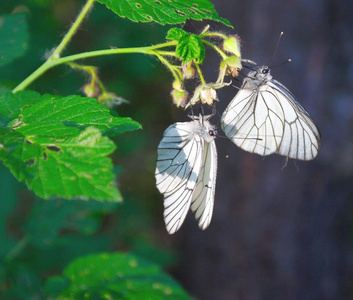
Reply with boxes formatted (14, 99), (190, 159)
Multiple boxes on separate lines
(220, 56), (242, 79)
(83, 84), (99, 98)
(200, 87), (217, 105)
(223, 35), (241, 58)
(182, 62), (196, 79)
(171, 88), (189, 108)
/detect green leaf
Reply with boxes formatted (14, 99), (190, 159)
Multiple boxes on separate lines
(0, 13), (29, 67)
(166, 27), (188, 41)
(11, 92), (141, 137)
(44, 252), (193, 299)
(96, 0), (231, 27)
(167, 28), (205, 63)
(0, 91), (141, 201)
(0, 90), (42, 126)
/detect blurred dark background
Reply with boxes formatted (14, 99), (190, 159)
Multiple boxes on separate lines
(0, 0), (352, 299)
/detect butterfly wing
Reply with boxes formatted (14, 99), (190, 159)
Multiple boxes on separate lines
(221, 84), (285, 156)
(270, 80), (320, 160)
(191, 139), (217, 230)
(221, 79), (320, 160)
(155, 122), (204, 234)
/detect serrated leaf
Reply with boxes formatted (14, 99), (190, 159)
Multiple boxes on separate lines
(96, 0), (231, 27)
(168, 29), (205, 64)
(0, 13), (29, 67)
(0, 90), (42, 126)
(44, 252), (193, 299)
(166, 28), (188, 41)
(0, 91), (141, 201)
(11, 92), (141, 137)
(28, 127), (121, 200)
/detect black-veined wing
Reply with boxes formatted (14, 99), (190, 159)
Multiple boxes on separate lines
(155, 115), (217, 234)
(221, 64), (321, 160)
(191, 138), (217, 230)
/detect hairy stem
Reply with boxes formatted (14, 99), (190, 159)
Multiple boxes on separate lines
(194, 62), (206, 84)
(51, 0), (95, 59)
(202, 40), (228, 59)
(13, 41), (178, 93)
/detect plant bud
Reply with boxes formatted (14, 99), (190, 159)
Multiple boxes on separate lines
(200, 87), (217, 105)
(223, 35), (241, 58)
(171, 88), (189, 108)
(182, 62), (196, 79)
(83, 84), (99, 97)
(220, 56), (242, 78)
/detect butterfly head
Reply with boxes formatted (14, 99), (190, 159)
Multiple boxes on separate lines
(261, 67), (270, 74)
(208, 129), (217, 137)
(190, 118), (217, 143)
(255, 66), (271, 78)
(243, 65), (273, 90)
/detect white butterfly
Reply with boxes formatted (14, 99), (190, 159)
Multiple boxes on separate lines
(155, 114), (217, 234)
(221, 60), (321, 160)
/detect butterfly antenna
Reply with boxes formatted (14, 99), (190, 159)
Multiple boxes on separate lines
(271, 58), (292, 69)
(272, 31), (284, 64)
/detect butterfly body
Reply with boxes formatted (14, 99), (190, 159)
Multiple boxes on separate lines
(155, 114), (217, 234)
(221, 62), (321, 160)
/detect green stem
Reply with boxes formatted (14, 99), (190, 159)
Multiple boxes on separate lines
(13, 42), (178, 93)
(202, 40), (228, 59)
(201, 32), (228, 40)
(194, 62), (206, 84)
(51, 0), (95, 59)
(67, 62), (108, 93)
(152, 51), (182, 82)
(4, 235), (30, 263)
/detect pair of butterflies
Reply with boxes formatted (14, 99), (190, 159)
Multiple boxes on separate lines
(155, 60), (321, 234)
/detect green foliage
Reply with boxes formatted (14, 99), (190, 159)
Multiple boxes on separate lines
(167, 28), (205, 63)
(97, 0), (231, 26)
(44, 252), (193, 299)
(0, 13), (29, 67)
(0, 91), (141, 201)
(0, 0), (233, 298)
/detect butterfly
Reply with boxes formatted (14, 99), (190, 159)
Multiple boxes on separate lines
(155, 114), (217, 234)
(221, 59), (321, 160)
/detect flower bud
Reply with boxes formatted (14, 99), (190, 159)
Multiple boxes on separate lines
(171, 88), (189, 108)
(223, 35), (241, 58)
(182, 62), (196, 79)
(83, 84), (99, 98)
(200, 87), (217, 105)
(219, 56), (242, 79)
(172, 80), (183, 91)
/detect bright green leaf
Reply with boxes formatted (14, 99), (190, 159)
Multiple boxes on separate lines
(166, 28), (188, 41)
(0, 91), (141, 201)
(44, 252), (193, 299)
(96, 0), (232, 26)
(167, 29), (205, 63)
(0, 13), (29, 67)
(0, 90), (42, 126)
(11, 92), (141, 137)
